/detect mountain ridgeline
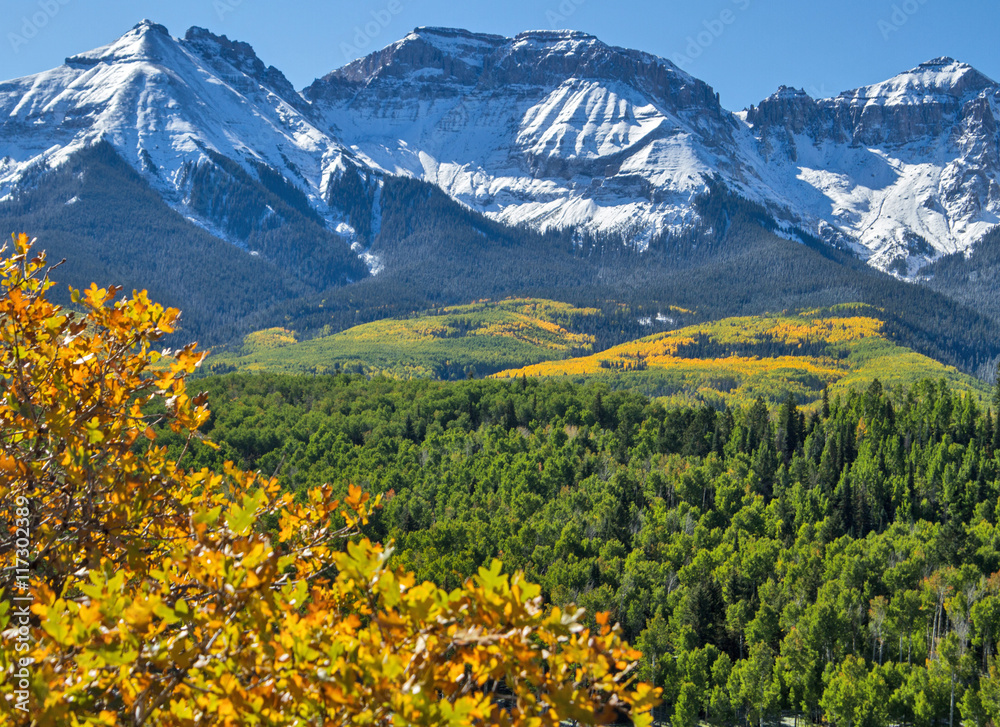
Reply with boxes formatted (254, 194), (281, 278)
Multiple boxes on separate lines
(1, 21), (999, 378)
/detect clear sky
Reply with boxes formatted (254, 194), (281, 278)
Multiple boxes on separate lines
(2, 0), (998, 110)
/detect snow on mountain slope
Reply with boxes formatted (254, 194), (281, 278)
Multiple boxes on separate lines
(745, 59), (1000, 273)
(304, 27), (744, 247)
(0, 20), (362, 248)
(306, 32), (1000, 272)
(1, 22), (998, 278)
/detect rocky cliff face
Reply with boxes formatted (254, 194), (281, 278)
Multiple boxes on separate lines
(182, 26), (307, 112)
(308, 27), (725, 115)
(744, 58), (1000, 273)
(749, 58), (998, 146)
(747, 87), (827, 138)
(830, 58), (996, 146)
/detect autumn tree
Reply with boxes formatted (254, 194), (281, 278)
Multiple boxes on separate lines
(0, 234), (659, 726)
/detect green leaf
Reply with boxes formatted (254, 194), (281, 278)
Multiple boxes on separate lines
(193, 506), (222, 526)
(226, 504), (256, 536)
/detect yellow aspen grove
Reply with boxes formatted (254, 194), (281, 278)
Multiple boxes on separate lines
(0, 234), (660, 726)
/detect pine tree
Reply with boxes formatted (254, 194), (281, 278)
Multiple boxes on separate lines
(744, 397), (772, 454)
(984, 409), (994, 455)
(594, 390), (606, 429)
(994, 368), (1000, 451)
(994, 366), (1000, 412)
(995, 406), (1000, 453)
(504, 398), (518, 430)
(777, 394), (801, 465)
(832, 470), (854, 536)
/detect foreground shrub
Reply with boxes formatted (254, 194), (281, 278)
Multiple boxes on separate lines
(0, 234), (659, 726)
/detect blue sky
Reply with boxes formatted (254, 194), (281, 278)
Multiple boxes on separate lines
(2, 0), (998, 110)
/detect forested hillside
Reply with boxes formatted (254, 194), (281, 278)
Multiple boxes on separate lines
(924, 225), (1000, 325)
(0, 143), (303, 342)
(0, 142), (367, 342)
(495, 305), (991, 409)
(171, 372), (1000, 726)
(206, 299), (989, 411)
(6, 142), (1000, 383)
(206, 299), (603, 379)
(284, 177), (1000, 379)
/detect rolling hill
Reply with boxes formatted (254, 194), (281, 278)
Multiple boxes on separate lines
(493, 304), (992, 408)
(207, 300), (990, 408)
(206, 299), (600, 379)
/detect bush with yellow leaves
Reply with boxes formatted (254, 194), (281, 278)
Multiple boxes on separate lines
(0, 234), (659, 726)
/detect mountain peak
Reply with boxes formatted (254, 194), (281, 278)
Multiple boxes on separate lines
(399, 25), (507, 66)
(507, 29), (606, 60)
(769, 85), (813, 100)
(131, 19), (170, 35)
(839, 57), (997, 106)
(409, 26), (506, 43)
(902, 56), (990, 84)
(66, 19), (178, 67)
(918, 56), (961, 68)
(513, 29), (597, 42)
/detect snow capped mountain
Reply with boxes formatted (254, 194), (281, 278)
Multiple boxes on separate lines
(744, 58), (1000, 273)
(0, 20), (361, 246)
(304, 30), (1000, 273)
(1, 21), (998, 278)
(304, 26), (741, 247)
